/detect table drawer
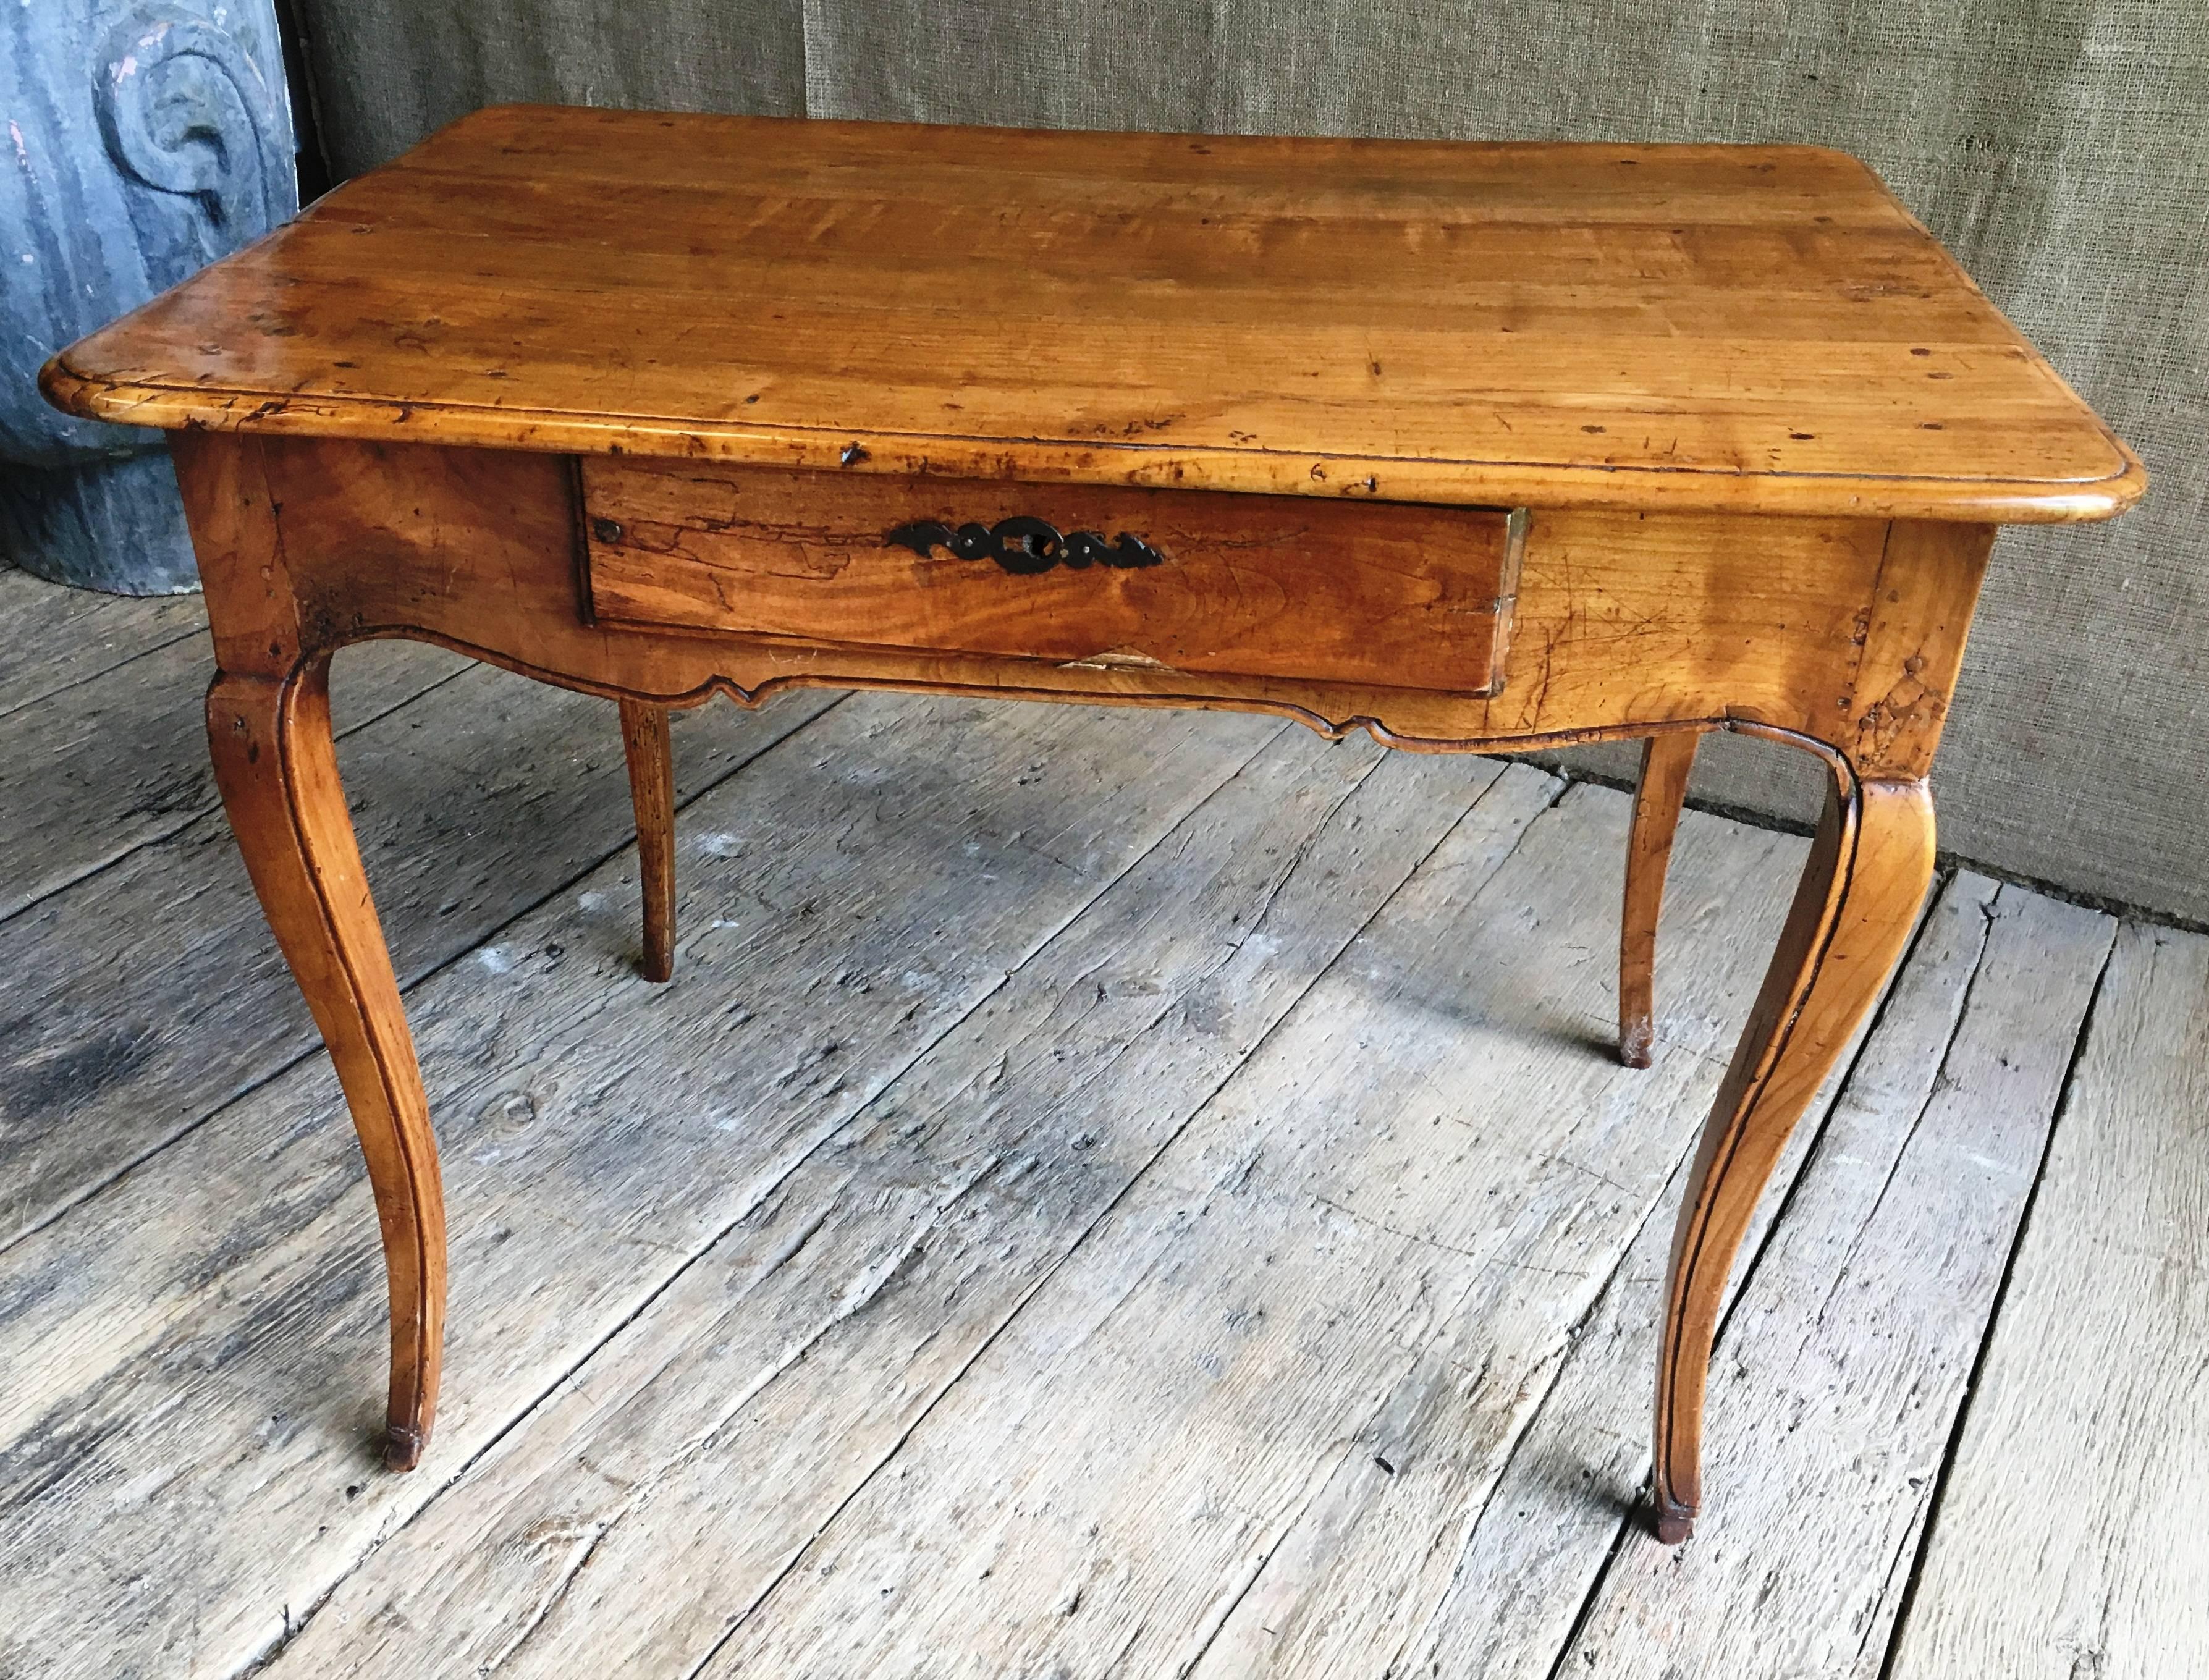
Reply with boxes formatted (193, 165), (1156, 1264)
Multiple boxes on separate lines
(578, 460), (1524, 696)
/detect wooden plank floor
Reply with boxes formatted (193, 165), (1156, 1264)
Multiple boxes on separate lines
(1, 570), (2201, 1679)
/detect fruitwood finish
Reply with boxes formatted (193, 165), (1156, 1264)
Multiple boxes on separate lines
(581, 460), (1525, 696)
(204, 651), (446, 1470)
(1620, 730), (1702, 1069)
(618, 699), (677, 984)
(44, 106), (2140, 1547)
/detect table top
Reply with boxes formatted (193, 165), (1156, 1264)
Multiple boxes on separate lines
(46, 104), (2142, 523)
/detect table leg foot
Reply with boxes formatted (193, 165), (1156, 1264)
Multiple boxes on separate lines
(619, 699), (677, 984)
(1651, 1498), (1696, 1545)
(1620, 731), (1699, 1069)
(1650, 767), (1933, 1537)
(208, 662), (448, 1472)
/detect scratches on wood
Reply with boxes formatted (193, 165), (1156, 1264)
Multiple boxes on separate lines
(0, 630), (460, 924)
(1173, 804), (1817, 1679)
(692, 791), (1807, 1679)
(1557, 881), (2113, 1678)
(0, 606), (2182, 1676)
(0, 565), (206, 721)
(1383, 876), (1987, 1677)
(1886, 920), (2209, 1680)
(0, 661), (837, 1248)
(0, 698), (1277, 1678)
(581, 458), (1518, 698)
(45, 111), (2145, 522)
(268, 741), (1554, 1680)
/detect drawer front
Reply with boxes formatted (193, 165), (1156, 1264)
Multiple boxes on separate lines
(579, 461), (1523, 696)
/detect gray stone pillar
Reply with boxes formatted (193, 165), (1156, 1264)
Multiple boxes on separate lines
(2, 1), (297, 593)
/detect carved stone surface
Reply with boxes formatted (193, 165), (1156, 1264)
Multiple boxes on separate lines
(1, 1), (295, 593)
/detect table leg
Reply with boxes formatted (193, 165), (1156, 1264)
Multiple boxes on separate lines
(619, 700), (677, 983)
(206, 661), (447, 1470)
(1650, 767), (1933, 1542)
(1619, 731), (1700, 1069)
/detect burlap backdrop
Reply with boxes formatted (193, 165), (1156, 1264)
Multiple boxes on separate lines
(290, 0), (2209, 920)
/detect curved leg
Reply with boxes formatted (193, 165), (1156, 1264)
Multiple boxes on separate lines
(1650, 768), (1934, 1542)
(619, 699), (678, 983)
(1620, 730), (1700, 1068)
(207, 662), (447, 1470)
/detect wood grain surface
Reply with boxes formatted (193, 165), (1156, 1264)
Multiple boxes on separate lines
(583, 460), (1519, 694)
(1388, 874), (1990, 1677)
(1565, 883), (2114, 1676)
(0, 694), (1282, 1676)
(44, 107), (2142, 521)
(10, 98), (2168, 1669)
(617, 699), (677, 982)
(0, 567), (203, 719)
(0, 603), (834, 1249)
(0, 570), (2189, 1674)
(1887, 921), (2209, 1680)
(175, 436), (1957, 777)
(1651, 770), (1937, 1539)
(1617, 729), (1700, 1068)
(0, 628), (455, 924)
(262, 745), (1563, 1680)
(156, 426), (1993, 1508)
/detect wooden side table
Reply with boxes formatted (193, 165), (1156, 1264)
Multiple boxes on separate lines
(44, 107), (2142, 1544)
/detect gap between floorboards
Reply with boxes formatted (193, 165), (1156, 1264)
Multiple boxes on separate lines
(0, 690), (852, 1260)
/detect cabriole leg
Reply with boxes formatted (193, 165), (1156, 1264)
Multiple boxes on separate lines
(206, 661), (447, 1469)
(619, 699), (677, 983)
(1649, 767), (1934, 1542)
(1619, 730), (1700, 1068)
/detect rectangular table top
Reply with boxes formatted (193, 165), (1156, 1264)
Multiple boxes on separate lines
(46, 104), (2142, 523)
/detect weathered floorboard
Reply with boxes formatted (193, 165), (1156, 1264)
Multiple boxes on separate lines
(1387, 872), (1999, 1678)
(1886, 921), (2209, 1680)
(0, 696), (1275, 1679)
(0, 662), (838, 1247)
(0, 633), (463, 924)
(261, 743), (1553, 1679)
(0, 565), (205, 719)
(1181, 803), (1846, 1679)
(1556, 882), (2113, 1678)
(695, 786), (1810, 1679)
(3, 579), (2187, 1678)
